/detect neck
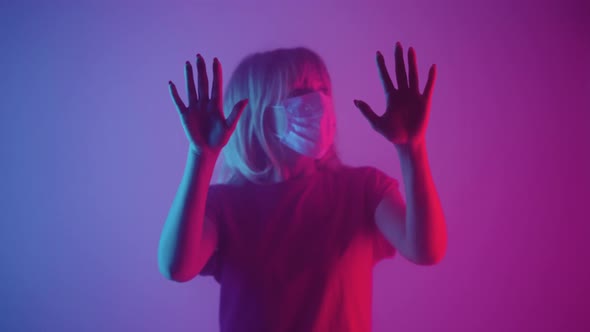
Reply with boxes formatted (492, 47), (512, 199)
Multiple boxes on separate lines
(275, 152), (317, 182)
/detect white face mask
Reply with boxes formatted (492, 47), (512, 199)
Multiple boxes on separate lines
(271, 91), (336, 158)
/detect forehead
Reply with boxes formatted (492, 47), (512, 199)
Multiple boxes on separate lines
(272, 49), (332, 97)
(292, 76), (327, 90)
(288, 68), (331, 97)
(288, 78), (330, 98)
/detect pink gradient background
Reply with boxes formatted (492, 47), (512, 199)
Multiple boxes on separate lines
(1, 0), (589, 331)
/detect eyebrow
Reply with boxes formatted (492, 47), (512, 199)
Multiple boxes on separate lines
(288, 88), (313, 96)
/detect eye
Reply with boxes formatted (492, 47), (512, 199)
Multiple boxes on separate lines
(288, 88), (314, 98)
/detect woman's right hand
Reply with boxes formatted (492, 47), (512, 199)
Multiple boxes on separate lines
(169, 54), (248, 156)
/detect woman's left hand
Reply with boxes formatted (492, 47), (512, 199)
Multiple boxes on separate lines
(354, 41), (436, 149)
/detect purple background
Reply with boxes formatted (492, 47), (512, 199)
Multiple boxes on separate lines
(1, 0), (589, 331)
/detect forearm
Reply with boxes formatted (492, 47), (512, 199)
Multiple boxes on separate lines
(158, 148), (217, 280)
(396, 141), (447, 264)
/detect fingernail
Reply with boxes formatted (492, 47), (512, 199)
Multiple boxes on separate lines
(185, 61), (190, 66)
(168, 81), (173, 85)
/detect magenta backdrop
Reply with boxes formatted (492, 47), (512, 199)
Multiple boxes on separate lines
(1, 0), (589, 331)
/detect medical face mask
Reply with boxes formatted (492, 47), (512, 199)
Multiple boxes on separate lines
(270, 91), (336, 158)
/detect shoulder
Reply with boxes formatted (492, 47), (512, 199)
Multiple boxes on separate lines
(331, 165), (398, 186)
(207, 183), (229, 200)
(328, 164), (375, 176)
(208, 180), (246, 194)
(205, 183), (243, 213)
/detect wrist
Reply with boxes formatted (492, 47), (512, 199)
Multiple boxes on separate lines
(394, 139), (426, 155)
(189, 146), (219, 167)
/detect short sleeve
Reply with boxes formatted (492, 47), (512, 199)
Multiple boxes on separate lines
(363, 167), (401, 263)
(198, 185), (223, 283)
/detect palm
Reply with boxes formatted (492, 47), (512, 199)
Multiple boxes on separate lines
(354, 41), (436, 147)
(169, 54), (248, 155)
(185, 102), (229, 149)
(381, 87), (428, 143)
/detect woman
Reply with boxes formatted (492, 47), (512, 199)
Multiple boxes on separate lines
(158, 41), (447, 332)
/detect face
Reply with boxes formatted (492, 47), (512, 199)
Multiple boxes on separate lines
(277, 80), (336, 161)
(274, 73), (335, 169)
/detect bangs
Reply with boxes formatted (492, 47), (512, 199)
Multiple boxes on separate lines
(278, 48), (333, 97)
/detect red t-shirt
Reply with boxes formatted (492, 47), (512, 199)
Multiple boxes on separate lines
(200, 165), (400, 332)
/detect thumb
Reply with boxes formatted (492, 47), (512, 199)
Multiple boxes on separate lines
(353, 99), (380, 128)
(226, 99), (249, 133)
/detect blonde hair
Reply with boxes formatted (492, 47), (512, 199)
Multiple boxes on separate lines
(217, 47), (342, 184)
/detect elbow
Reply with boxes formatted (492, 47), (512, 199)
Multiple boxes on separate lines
(159, 267), (176, 281)
(158, 255), (197, 283)
(415, 251), (445, 266)
(158, 245), (197, 283)
(170, 273), (197, 283)
(158, 260), (177, 282)
(411, 235), (448, 266)
(159, 264), (197, 283)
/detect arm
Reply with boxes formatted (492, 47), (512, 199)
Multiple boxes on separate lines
(397, 142), (447, 265)
(160, 54), (247, 282)
(355, 41), (447, 265)
(375, 142), (447, 265)
(158, 149), (218, 282)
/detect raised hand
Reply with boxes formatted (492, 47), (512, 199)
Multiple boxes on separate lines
(354, 41), (436, 148)
(169, 54), (248, 156)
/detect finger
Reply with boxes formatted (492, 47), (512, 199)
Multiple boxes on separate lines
(169, 81), (187, 115)
(196, 54), (209, 101)
(423, 64), (437, 99)
(185, 61), (198, 106)
(211, 57), (222, 110)
(226, 99), (249, 133)
(354, 99), (380, 128)
(408, 47), (419, 93)
(376, 51), (396, 94)
(395, 42), (409, 90)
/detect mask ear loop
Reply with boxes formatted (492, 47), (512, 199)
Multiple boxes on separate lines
(270, 91), (328, 152)
(269, 103), (291, 144)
